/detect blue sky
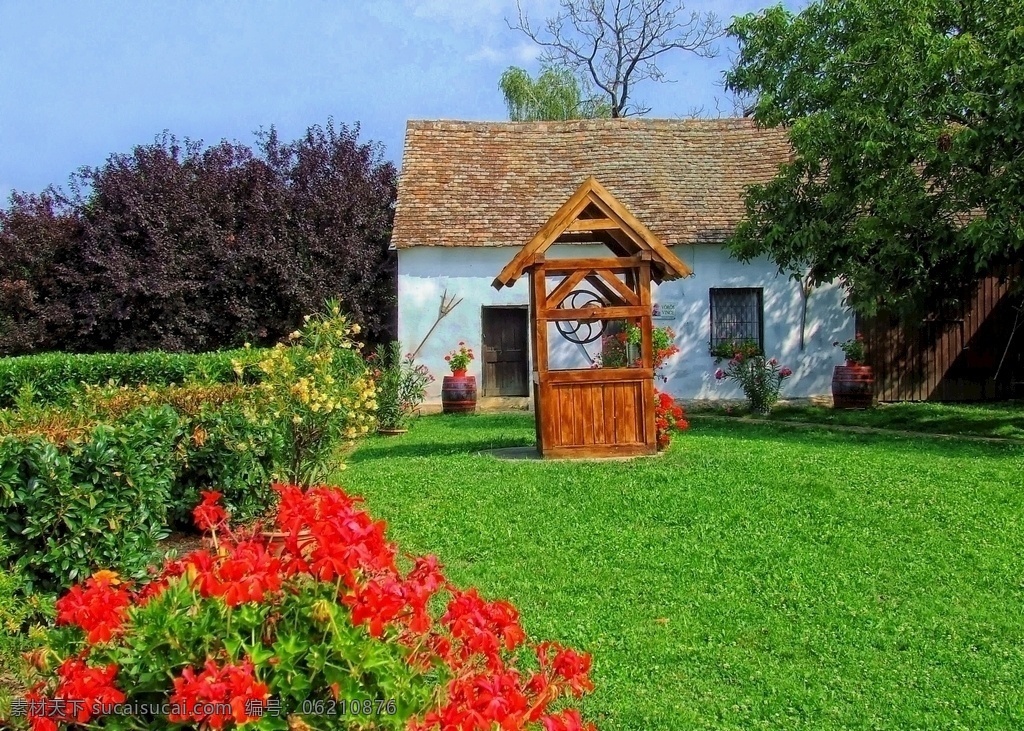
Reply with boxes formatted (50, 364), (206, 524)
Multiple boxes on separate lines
(0, 1), (801, 201)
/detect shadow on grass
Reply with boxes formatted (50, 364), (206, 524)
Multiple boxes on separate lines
(351, 438), (536, 461)
(689, 415), (1024, 460)
(691, 401), (1024, 441)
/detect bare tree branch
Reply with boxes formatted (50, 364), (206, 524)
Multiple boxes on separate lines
(509, 0), (723, 117)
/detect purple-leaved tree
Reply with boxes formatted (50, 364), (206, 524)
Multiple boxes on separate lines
(0, 120), (396, 354)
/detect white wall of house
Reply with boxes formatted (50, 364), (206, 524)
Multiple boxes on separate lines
(397, 244), (855, 403)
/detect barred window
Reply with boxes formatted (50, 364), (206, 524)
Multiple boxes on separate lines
(709, 288), (764, 351)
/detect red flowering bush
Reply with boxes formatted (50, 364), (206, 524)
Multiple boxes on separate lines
(654, 390), (689, 449)
(24, 487), (598, 730)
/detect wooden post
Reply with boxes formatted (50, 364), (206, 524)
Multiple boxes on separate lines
(530, 257), (550, 453)
(638, 260), (656, 449)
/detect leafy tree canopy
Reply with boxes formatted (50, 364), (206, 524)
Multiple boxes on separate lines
(0, 121), (396, 355)
(499, 65), (611, 121)
(724, 0), (1023, 317)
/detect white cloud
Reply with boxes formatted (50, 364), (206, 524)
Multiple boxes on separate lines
(466, 40), (540, 65)
(466, 45), (506, 63)
(513, 41), (540, 63)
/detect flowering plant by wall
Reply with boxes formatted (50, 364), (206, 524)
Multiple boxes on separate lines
(713, 340), (793, 415)
(27, 486), (598, 730)
(594, 325), (678, 381)
(371, 342), (434, 430)
(654, 390), (689, 449)
(444, 343), (474, 374)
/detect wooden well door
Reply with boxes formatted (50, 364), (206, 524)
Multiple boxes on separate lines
(482, 307), (529, 396)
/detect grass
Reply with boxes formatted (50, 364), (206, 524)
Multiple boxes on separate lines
(689, 400), (1024, 441)
(343, 413), (1024, 731)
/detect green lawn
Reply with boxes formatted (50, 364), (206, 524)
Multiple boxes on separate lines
(342, 414), (1024, 731)
(689, 401), (1024, 441)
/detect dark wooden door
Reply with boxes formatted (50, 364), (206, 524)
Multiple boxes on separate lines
(482, 307), (529, 396)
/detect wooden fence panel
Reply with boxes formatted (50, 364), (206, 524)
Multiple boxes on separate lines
(862, 271), (1023, 402)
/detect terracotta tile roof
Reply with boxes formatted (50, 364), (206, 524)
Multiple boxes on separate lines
(392, 118), (792, 249)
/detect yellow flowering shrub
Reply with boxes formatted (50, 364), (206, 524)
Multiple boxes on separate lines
(253, 299), (376, 483)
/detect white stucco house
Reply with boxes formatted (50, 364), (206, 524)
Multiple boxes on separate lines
(391, 118), (855, 404)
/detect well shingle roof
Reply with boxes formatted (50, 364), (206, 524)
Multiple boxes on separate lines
(392, 118), (792, 249)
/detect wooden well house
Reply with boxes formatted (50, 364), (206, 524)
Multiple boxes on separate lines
(493, 177), (692, 458)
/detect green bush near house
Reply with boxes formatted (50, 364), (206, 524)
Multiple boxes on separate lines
(0, 406), (181, 592)
(0, 348), (265, 408)
(73, 383), (292, 529)
(0, 303), (379, 592)
(172, 398), (292, 529)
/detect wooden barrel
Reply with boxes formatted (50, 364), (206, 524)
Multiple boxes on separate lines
(832, 365), (875, 409)
(441, 374), (477, 414)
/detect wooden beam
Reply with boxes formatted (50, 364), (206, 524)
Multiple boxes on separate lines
(585, 180), (692, 279)
(585, 194), (651, 252)
(564, 218), (619, 231)
(639, 263), (654, 371)
(594, 269), (640, 306)
(493, 178), (597, 288)
(638, 260), (657, 451)
(545, 368), (654, 384)
(554, 232), (605, 244)
(531, 261), (549, 375)
(542, 255), (643, 275)
(585, 274), (628, 307)
(544, 269), (591, 310)
(539, 305), (649, 321)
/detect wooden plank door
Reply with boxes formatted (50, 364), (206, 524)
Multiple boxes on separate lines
(482, 307), (529, 396)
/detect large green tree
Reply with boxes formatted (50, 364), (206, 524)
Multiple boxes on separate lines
(724, 1), (1023, 316)
(499, 65), (611, 121)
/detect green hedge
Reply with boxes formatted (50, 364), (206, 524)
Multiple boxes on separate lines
(0, 390), (298, 590)
(0, 348), (266, 408)
(0, 406), (182, 592)
(171, 398), (292, 529)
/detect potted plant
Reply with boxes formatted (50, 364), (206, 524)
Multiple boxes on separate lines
(371, 341), (434, 434)
(831, 337), (874, 409)
(441, 342), (477, 414)
(712, 340), (793, 415)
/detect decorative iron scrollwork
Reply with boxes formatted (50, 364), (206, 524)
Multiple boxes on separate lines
(555, 289), (606, 345)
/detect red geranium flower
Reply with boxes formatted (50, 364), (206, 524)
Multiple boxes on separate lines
(193, 490), (228, 532)
(55, 571), (132, 645)
(170, 658), (268, 728)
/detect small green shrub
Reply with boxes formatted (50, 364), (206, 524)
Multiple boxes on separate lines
(0, 406), (181, 591)
(172, 399), (291, 529)
(0, 348), (265, 408)
(57, 382), (283, 528)
(370, 342), (434, 430)
(0, 541), (42, 671)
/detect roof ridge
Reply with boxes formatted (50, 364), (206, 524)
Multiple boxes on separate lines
(405, 118), (763, 132)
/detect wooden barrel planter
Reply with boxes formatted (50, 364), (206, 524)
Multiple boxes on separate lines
(441, 373), (477, 414)
(832, 364), (875, 409)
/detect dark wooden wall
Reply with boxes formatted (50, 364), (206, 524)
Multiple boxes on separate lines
(861, 272), (1024, 402)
